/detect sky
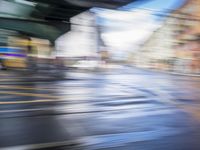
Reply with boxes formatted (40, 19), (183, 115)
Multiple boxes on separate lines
(93, 0), (187, 23)
(90, 0), (187, 57)
(121, 0), (186, 11)
(120, 0), (187, 21)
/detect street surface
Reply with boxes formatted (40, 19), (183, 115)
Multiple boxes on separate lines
(1, 66), (200, 150)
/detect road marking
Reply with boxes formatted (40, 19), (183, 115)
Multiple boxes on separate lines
(0, 85), (55, 91)
(0, 99), (64, 105)
(0, 91), (59, 99)
(0, 79), (21, 82)
(0, 103), (176, 116)
(1, 140), (79, 150)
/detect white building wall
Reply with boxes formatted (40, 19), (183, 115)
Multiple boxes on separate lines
(55, 11), (98, 58)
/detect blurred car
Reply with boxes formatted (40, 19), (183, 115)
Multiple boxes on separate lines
(72, 60), (99, 69)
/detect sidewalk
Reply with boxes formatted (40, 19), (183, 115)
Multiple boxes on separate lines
(128, 64), (200, 77)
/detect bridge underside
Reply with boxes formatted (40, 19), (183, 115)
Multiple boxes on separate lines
(0, 0), (140, 42)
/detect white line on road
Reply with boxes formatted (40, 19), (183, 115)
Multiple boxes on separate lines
(1, 140), (79, 150)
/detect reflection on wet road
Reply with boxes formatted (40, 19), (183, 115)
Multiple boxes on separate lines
(1, 66), (200, 150)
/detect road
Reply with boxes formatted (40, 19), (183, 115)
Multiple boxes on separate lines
(0, 66), (200, 150)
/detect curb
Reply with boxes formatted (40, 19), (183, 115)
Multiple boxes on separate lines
(128, 65), (200, 77)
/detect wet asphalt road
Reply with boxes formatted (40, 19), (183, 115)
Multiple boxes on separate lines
(1, 66), (200, 150)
